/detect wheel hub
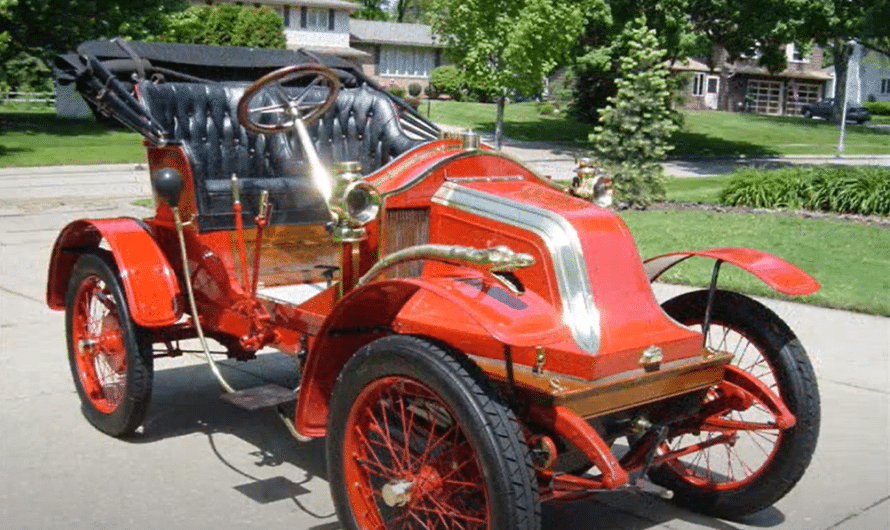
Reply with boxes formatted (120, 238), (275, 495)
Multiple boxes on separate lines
(381, 480), (412, 508)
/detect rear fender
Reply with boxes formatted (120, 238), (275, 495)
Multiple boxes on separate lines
(294, 274), (564, 437)
(643, 247), (820, 296)
(46, 218), (182, 327)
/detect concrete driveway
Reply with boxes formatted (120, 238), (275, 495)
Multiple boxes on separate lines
(0, 163), (887, 530)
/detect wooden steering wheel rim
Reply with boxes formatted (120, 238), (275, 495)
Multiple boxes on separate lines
(237, 64), (342, 134)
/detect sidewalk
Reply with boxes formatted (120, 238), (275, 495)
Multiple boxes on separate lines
(485, 134), (890, 179)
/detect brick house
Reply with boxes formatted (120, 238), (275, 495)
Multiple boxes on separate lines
(349, 19), (443, 91)
(673, 44), (833, 116)
(193, 1), (445, 90)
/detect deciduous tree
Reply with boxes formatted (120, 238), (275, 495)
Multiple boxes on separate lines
(1, 0), (187, 91)
(430, 0), (609, 148)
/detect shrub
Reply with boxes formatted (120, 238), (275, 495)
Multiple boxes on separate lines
(719, 166), (890, 216)
(430, 65), (463, 99)
(387, 85), (406, 98)
(231, 6), (286, 49)
(864, 101), (890, 116)
(589, 18), (679, 208)
(424, 84), (439, 99)
(158, 5), (285, 49)
(408, 82), (423, 97)
(537, 102), (556, 115)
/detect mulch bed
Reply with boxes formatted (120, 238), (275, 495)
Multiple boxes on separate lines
(644, 201), (890, 230)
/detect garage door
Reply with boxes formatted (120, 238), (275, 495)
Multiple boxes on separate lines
(785, 82), (822, 116)
(747, 80), (783, 115)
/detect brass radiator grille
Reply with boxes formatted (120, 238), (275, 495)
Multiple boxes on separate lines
(384, 208), (430, 278)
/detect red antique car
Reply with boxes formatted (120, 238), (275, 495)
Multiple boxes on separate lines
(49, 41), (820, 529)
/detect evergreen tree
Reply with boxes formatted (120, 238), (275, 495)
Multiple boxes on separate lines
(591, 18), (679, 208)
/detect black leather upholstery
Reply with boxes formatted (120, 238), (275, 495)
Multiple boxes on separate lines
(138, 80), (425, 231)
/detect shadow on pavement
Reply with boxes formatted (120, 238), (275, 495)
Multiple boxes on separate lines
(103, 352), (792, 530)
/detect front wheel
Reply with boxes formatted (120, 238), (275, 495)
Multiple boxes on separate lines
(327, 335), (541, 530)
(802, 109), (813, 119)
(66, 253), (153, 437)
(653, 290), (820, 518)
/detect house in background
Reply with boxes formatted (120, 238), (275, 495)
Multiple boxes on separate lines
(669, 57), (716, 109)
(193, 0), (369, 59)
(673, 44), (833, 116)
(192, 1), (445, 90)
(843, 45), (890, 105)
(350, 19), (443, 91)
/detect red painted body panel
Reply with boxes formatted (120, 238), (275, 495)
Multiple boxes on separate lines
(427, 179), (705, 380)
(46, 218), (182, 327)
(294, 274), (566, 436)
(643, 248), (821, 296)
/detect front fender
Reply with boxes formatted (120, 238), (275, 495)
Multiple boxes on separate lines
(643, 247), (820, 296)
(46, 218), (182, 327)
(294, 274), (565, 437)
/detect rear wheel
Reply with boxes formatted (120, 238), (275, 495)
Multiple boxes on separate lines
(327, 335), (540, 530)
(653, 290), (820, 518)
(66, 253), (153, 437)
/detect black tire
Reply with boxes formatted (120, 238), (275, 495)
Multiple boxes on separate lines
(327, 335), (541, 530)
(651, 290), (820, 518)
(65, 252), (153, 437)
(802, 109), (812, 119)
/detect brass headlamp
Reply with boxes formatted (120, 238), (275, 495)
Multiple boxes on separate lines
(328, 161), (382, 242)
(569, 157), (613, 208)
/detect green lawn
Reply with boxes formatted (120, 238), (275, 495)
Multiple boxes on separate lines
(427, 100), (890, 157)
(663, 175), (730, 203)
(620, 209), (890, 316)
(0, 111), (144, 167)
(674, 110), (890, 157)
(426, 100), (594, 143)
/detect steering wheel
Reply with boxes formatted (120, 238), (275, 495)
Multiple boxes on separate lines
(237, 64), (341, 135)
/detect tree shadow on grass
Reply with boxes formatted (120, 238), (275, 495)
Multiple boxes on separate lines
(748, 113), (890, 137)
(465, 115), (596, 145)
(670, 131), (782, 158)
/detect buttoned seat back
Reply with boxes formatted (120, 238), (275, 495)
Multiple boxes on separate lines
(138, 80), (425, 231)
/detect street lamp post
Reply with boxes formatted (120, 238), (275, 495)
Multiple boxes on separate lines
(838, 41), (859, 155)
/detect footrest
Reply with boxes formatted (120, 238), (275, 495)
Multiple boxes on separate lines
(220, 384), (297, 411)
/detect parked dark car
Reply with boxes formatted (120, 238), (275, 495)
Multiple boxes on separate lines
(801, 98), (872, 123)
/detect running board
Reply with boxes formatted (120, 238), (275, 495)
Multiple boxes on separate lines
(220, 384), (297, 411)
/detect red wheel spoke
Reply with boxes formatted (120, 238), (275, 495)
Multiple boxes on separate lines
(354, 424), (400, 479)
(423, 496), (487, 527)
(342, 374), (491, 530)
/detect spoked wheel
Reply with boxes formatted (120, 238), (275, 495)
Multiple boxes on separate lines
(327, 336), (540, 530)
(653, 290), (820, 518)
(237, 64), (341, 134)
(66, 253), (153, 437)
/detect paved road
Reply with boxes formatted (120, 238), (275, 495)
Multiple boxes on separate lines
(0, 162), (887, 530)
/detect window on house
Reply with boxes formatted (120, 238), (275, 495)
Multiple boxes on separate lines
(789, 44), (810, 63)
(882, 79), (890, 94)
(378, 46), (436, 78)
(692, 73), (705, 96)
(302, 7), (332, 31)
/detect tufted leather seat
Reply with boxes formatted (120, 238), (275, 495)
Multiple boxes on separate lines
(138, 80), (425, 231)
